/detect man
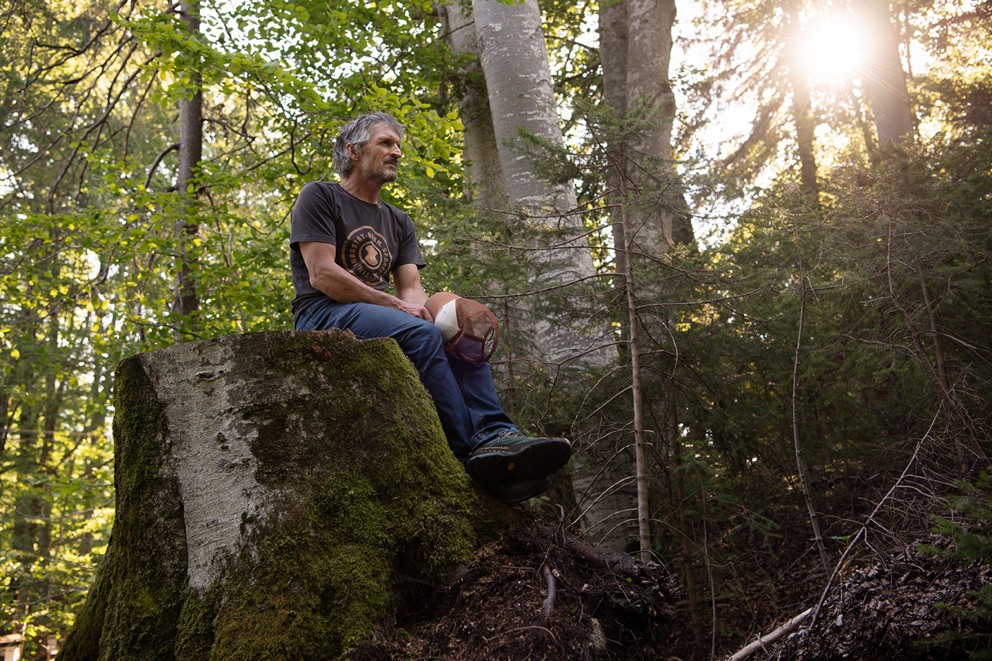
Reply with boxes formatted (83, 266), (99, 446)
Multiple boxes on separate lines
(290, 111), (571, 503)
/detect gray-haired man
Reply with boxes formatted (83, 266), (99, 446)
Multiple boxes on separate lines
(289, 112), (571, 503)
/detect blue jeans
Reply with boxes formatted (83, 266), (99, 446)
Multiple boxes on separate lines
(295, 299), (517, 461)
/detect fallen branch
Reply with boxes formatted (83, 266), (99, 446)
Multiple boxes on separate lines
(729, 407), (944, 661)
(727, 607), (813, 661)
(541, 563), (557, 619)
(811, 405), (939, 626)
(535, 521), (612, 571)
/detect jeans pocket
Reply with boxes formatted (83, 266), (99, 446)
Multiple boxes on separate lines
(295, 305), (316, 330)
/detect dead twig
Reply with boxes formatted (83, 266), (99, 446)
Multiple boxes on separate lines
(810, 405), (940, 627)
(541, 563), (557, 619)
(726, 607), (813, 661)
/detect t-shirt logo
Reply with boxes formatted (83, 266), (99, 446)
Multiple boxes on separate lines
(343, 226), (392, 286)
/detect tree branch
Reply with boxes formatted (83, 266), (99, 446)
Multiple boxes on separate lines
(541, 563), (556, 619)
(145, 143), (181, 189)
(727, 607), (813, 661)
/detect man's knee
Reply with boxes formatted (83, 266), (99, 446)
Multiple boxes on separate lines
(407, 317), (444, 346)
(397, 318), (445, 359)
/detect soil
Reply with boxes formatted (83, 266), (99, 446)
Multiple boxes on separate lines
(772, 533), (991, 660)
(348, 513), (991, 661)
(349, 515), (679, 660)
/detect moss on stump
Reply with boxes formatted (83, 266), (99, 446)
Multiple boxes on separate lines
(61, 330), (509, 660)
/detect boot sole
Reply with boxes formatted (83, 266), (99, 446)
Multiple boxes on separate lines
(466, 438), (571, 483)
(479, 476), (553, 504)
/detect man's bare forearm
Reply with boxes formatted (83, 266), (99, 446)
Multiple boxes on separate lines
(312, 264), (430, 319)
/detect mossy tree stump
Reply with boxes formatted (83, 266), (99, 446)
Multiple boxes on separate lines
(61, 330), (505, 660)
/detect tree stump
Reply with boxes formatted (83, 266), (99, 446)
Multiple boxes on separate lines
(61, 330), (505, 660)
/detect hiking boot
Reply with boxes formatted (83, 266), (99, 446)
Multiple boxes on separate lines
(478, 476), (553, 504)
(465, 433), (571, 483)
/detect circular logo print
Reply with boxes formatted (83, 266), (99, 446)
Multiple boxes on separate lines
(343, 226), (391, 286)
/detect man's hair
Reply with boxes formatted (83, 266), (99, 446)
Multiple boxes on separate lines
(332, 112), (405, 178)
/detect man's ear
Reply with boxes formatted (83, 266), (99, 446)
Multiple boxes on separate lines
(346, 143), (361, 161)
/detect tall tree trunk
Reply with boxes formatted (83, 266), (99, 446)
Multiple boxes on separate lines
(441, 2), (507, 210)
(440, 1), (528, 413)
(570, 0), (642, 555)
(9, 280), (63, 636)
(625, 0), (692, 251)
(786, 6), (820, 205)
(600, 0), (629, 284)
(0, 386), (9, 457)
(791, 79), (819, 201)
(624, 0), (693, 563)
(174, 0), (203, 321)
(585, 0), (697, 557)
(862, 0), (913, 146)
(471, 0), (570, 212)
(471, 0), (614, 368)
(471, 0), (626, 555)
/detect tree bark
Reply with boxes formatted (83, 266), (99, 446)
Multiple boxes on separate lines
(471, 0), (615, 369)
(471, 0), (572, 212)
(441, 1), (508, 209)
(862, 0), (913, 146)
(600, 0), (629, 279)
(470, 0), (628, 555)
(60, 330), (505, 660)
(589, 0), (694, 558)
(786, 6), (820, 205)
(567, 0), (642, 557)
(625, 0), (693, 251)
(174, 0), (203, 321)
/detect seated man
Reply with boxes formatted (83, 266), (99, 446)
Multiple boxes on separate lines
(289, 111), (570, 503)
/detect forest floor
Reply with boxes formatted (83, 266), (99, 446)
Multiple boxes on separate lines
(350, 514), (676, 660)
(349, 507), (991, 661)
(771, 531), (991, 660)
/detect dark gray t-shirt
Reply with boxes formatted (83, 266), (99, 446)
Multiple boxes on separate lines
(289, 181), (426, 318)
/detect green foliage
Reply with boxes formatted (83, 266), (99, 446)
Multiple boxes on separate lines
(1, 0), (469, 652)
(917, 470), (992, 659)
(926, 472), (992, 562)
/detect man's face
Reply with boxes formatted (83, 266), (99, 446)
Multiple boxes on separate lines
(354, 123), (402, 185)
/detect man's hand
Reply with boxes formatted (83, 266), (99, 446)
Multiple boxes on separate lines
(394, 298), (433, 321)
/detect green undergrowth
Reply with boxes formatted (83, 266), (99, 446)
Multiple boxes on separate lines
(917, 470), (992, 660)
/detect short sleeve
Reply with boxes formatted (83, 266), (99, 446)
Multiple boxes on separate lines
(290, 182), (337, 251)
(394, 212), (426, 270)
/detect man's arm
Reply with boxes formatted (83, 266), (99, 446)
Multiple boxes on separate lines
(394, 263), (429, 309)
(299, 241), (431, 320)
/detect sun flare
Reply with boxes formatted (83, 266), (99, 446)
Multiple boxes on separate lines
(798, 12), (870, 86)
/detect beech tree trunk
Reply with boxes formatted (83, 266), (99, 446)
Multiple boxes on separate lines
(470, 0), (628, 556)
(586, 0), (694, 556)
(471, 0), (615, 369)
(441, 1), (507, 209)
(567, 0), (642, 556)
(625, 0), (692, 250)
(60, 331), (503, 660)
(623, 0), (702, 627)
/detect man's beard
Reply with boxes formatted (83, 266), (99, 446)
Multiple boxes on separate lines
(362, 158), (398, 184)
